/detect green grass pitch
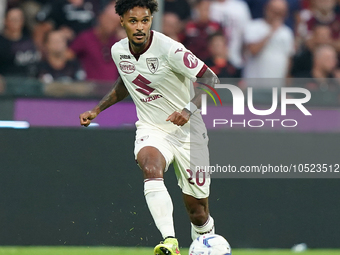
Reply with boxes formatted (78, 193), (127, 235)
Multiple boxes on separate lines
(0, 247), (338, 255)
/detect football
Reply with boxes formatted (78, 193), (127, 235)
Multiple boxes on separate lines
(189, 234), (232, 255)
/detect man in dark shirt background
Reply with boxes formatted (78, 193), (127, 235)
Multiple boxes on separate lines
(0, 7), (40, 77)
(294, 44), (340, 92)
(291, 25), (332, 77)
(36, 30), (85, 83)
(34, 0), (100, 50)
(68, 2), (119, 82)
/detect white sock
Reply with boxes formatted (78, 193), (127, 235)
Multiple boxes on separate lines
(191, 215), (215, 240)
(144, 179), (175, 239)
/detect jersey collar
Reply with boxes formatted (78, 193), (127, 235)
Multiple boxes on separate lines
(129, 30), (154, 61)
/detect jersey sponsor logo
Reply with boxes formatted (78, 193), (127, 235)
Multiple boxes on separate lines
(183, 52), (198, 69)
(120, 55), (131, 60)
(119, 61), (135, 74)
(146, 58), (159, 74)
(140, 94), (163, 103)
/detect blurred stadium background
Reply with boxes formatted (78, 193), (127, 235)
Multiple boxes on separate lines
(0, 0), (340, 254)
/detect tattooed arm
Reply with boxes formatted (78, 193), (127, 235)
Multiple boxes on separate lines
(79, 76), (129, 127)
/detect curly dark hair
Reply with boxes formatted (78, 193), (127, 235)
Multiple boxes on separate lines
(115, 0), (158, 16)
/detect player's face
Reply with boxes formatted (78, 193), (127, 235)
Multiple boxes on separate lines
(120, 7), (153, 51)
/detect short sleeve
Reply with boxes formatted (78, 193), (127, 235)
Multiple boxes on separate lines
(167, 42), (206, 81)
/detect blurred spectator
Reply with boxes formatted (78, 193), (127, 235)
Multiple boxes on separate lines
(310, 0), (340, 51)
(182, 0), (222, 61)
(306, 0), (338, 35)
(296, 0), (313, 35)
(291, 25), (332, 77)
(162, 12), (184, 42)
(243, 0), (294, 81)
(34, 0), (100, 50)
(164, 0), (191, 21)
(3, 1), (47, 35)
(36, 30), (85, 83)
(297, 45), (340, 91)
(298, 0), (340, 52)
(209, 0), (251, 68)
(205, 33), (240, 78)
(0, 7), (40, 76)
(243, 0), (301, 30)
(68, 2), (119, 82)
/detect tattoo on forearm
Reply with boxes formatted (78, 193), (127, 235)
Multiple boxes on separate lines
(96, 77), (129, 113)
(98, 89), (117, 112)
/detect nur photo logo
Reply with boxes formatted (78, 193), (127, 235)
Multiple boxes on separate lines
(198, 83), (312, 128)
(196, 82), (222, 107)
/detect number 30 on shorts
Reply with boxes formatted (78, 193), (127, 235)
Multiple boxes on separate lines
(186, 169), (206, 186)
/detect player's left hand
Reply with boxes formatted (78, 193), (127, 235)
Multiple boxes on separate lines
(166, 109), (191, 126)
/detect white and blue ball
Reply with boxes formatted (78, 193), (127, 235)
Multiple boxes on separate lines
(189, 234), (231, 255)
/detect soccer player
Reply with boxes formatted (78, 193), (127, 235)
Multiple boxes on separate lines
(79, 0), (219, 254)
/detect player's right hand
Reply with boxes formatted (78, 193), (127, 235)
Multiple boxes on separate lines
(79, 110), (98, 127)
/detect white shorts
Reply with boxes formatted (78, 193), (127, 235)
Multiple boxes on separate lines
(134, 127), (210, 199)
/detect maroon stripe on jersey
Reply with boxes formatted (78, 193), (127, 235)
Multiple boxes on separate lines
(129, 30), (154, 61)
(196, 64), (208, 78)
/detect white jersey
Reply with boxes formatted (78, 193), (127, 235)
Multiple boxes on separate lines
(111, 31), (208, 143)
